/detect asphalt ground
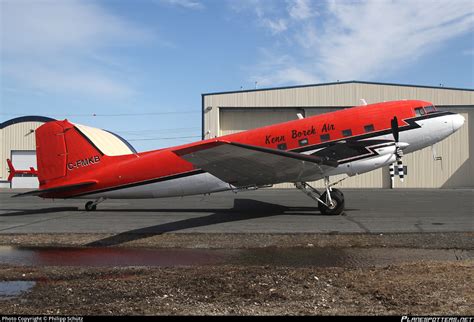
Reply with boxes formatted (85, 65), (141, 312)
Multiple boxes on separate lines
(0, 188), (472, 235)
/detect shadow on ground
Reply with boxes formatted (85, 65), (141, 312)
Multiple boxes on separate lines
(87, 199), (323, 247)
(0, 207), (79, 217)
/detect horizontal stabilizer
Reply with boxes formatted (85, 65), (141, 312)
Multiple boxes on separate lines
(174, 140), (337, 187)
(13, 181), (97, 198)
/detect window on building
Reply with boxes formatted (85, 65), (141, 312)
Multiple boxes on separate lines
(277, 143), (287, 150)
(320, 134), (330, 142)
(342, 129), (352, 137)
(364, 124), (375, 133)
(415, 107), (425, 116)
(298, 138), (308, 146)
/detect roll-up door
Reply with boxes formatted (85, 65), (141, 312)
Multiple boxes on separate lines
(11, 151), (38, 188)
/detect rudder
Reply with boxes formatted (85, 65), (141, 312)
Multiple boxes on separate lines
(35, 120), (103, 186)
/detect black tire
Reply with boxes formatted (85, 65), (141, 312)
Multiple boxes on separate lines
(318, 188), (345, 216)
(85, 201), (97, 211)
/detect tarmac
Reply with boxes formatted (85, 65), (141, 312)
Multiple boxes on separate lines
(0, 188), (472, 235)
(0, 188), (472, 315)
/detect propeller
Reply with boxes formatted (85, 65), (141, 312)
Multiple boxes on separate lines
(391, 116), (399, 143)
(390, 116), (405, 182)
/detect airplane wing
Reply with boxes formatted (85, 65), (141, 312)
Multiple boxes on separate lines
(309, 139), (397, 163)
(13, 181), (97, 198)
(174, 141), (338, 187)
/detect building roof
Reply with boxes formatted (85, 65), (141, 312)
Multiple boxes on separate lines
(0, 116), (56, 130)
(202, 80), (474, 97)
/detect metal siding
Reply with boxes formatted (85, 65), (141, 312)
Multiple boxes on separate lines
(204, 83), (474, 138)
(204, 83), (474, 188)
(219, 108), (304, 135)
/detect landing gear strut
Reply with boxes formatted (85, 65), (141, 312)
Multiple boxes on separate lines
(85, 197), (105, 211)
(295, 177), (345, 216)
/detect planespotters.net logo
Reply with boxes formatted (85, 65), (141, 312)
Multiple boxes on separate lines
(402, 317), (473, 322)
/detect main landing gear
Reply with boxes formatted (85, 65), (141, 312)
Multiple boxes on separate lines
(85, 197), (105, 211)
(295, 177), (345, 216)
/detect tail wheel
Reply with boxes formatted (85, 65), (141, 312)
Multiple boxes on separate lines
(318, 188), (345, 216)
(85, 201), (97, 211)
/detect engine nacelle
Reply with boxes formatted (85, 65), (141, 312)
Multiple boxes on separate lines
(345, 153), (397, 176)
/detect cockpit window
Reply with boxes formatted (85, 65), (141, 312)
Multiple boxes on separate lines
(424, 105), (437, 113)
(414, 107), (425, 116)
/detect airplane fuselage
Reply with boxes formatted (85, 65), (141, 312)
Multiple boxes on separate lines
(36, 100), (465, 200)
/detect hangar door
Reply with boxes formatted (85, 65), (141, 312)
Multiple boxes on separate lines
(219, 108), (305, 136)
(11, 151), (38, 188)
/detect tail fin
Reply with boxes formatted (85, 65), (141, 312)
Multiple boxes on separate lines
(6, 159), (15, 182)
(35, 120), (104, 186)
(35, 120), (136, 187)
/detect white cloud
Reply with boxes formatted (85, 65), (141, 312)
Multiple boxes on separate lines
(1, 0), (153, 99)
(287, 0), (316, 20)
(241, 0), (474, 86)
(229, 0), (289, 34)
(158, 0), (204, 10)
(3, 62), (136, 98)
(247, 49), (320, 86)
(262, 18), (288, 34)
(317, 0), (474, 81)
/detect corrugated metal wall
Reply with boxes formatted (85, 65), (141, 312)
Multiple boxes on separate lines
(0, 122), (42, 182)
(204, 83), (474, 138)
(203, 82), (474, 188)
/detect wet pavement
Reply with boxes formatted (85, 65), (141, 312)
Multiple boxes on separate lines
(0, 245), (471, 268)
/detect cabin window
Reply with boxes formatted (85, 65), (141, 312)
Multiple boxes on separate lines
(342, 129), (352, 137)
(277, 143), (287, 150)
(415, 107), (425, 116)
(424, 105), (436, 113)
(320, 134), (330, 142)
(298, 138), (308, 146)
(364, 124), (375, 133)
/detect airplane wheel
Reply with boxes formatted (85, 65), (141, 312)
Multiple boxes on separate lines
(318, 188), (345, 216)
(85, 201), (97, 211)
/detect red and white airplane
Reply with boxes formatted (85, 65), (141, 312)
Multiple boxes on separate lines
(12, 100), (465, 215)
(6, 158), (38, 182)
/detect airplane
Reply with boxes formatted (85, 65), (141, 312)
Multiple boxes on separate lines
(11, 100), (465, 216)
(6, 159), (38, 181)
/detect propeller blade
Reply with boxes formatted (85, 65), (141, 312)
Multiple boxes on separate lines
(391, 116), (399, 143)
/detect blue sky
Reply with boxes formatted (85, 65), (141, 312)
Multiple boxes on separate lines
(1, 0), (473, 151)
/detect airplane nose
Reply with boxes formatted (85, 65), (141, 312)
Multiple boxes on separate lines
(452, 114), (465, 133)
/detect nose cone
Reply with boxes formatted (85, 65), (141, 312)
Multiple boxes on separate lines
(452, 114), (465, 133)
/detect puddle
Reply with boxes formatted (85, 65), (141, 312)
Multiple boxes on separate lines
(0, 246), (471, 268)
(0, 246), (231, 267)
(0, 281), (35, 300)
(237, 247), (473, 268)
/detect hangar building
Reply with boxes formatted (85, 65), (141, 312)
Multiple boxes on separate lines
(202, 81), (474, 189)
(0, 116), (138, 189)
(0, 116), (55, 188)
